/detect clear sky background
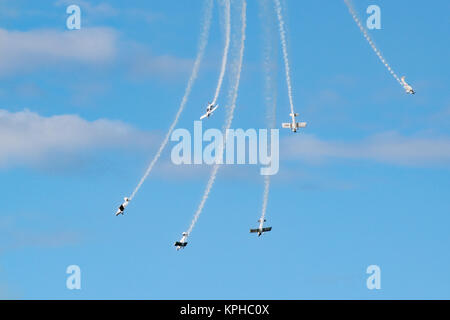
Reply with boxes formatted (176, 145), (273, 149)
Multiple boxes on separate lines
(0, 0), (449, 299)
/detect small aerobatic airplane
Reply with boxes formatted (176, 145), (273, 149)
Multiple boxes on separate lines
(401, 76), (415, 94)
(174, 232), (188, 250)
(250, 219), (272, 237)
(282, 113), (307, 133)
(200, 102), (219, 120)
(115, 197), (130, 216)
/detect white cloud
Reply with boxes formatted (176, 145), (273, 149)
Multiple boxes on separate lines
(0, 109), (155, 168)
(54, 1), (164, 23)
(2, 230), (82, 251)
(130, 54), (193, 80)
(124, 8), (165, 23)
(0, 27), (117, 75)
(283, 132), (450, 167)
(54, 0), (119, 17)
(125, 42), (194, 80)
(0, 26), (192, 80)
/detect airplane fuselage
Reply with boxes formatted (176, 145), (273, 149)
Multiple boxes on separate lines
(256, 221), (264, 236)
(250, 219), (271, 236)
(401, 77), (415, 94)
(115, 198), (129, 216)
(258, 220), (264, 230)
(282, 112), (306, 133)
(405, 86), (415, 94)
(200, 103), (218, 120)
(175, 233), (188, 250)
(291, 116), (298, 132)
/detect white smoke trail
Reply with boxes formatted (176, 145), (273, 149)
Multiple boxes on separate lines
(212, 0), (231, 106)
(259, 0), (277, 225)
(261, 0), (277, 128)
(260, 175), (270, 222)
(273, 0), (295, 115)
(187, 0), (247, 235)
(129, 0), (214, 200)
(343, 0), (403, 87)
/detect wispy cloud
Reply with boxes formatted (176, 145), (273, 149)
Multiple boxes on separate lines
(0, 26), (193, 80)
(54, 0), (119, 17)
(0, 27), (118, 75)
(283, 132), (450, 167)
(7, 231), (82, 250)
(54, 0), (165, 23)
(5, 108), (447, 171)
(0, 215), (83, 255)
(123, 8), (165, 23)
(0, 109), (157, 169)
(128, 52), (194, 80)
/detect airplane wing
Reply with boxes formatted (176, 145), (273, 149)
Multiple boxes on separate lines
(282, 123), (291, 128)
(296, 122), (307, 128)
(211, 105), (219, 113)
(250, 229), (259, 233)
(262, 227), (272, 232)
(200, 114), (207, 120)
(174, 242), (187, 247)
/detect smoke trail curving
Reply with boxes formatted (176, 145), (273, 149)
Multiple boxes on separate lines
(129, 0), (214, 200)
(212, 0), (231, 106)
(343, 0), (403, 87)
(273, 0), (295, 115)
(187, 0), (247, 235)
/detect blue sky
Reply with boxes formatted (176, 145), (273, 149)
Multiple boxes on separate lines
(0, 0), (449, 299)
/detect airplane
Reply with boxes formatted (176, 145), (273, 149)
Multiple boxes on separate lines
(200, 102), (219, 120)
(250, 219), (272, 237)
(174, 232), (188, 250)
(282, 113), (307, 132)
(115, 197), (130, 216)
(401, 76), (415, 94)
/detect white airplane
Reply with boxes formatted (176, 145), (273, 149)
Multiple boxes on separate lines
(401, 76), (415, 94)
(250, 219), (272, 237)
(282, 113), (307, 133)
(174, 232), (188, 250)
(200, 102), (219, 120)
(115, 197), (130, 216)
